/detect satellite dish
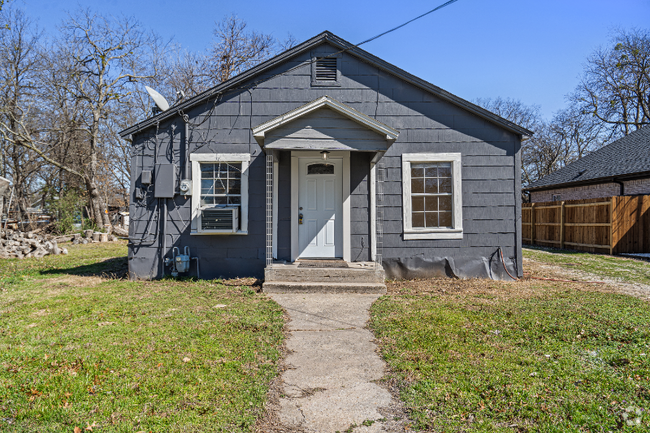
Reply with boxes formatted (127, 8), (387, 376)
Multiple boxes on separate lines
(145, 86), (170, 112)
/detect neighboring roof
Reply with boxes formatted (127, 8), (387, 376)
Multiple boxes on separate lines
(526, 125), (650, 191)
(252, 95), (399, 147)
(120, 31), (533, 139)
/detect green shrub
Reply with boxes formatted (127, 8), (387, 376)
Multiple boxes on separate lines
(47, 189), (85, 234)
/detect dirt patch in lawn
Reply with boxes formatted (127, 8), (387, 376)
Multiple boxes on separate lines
(387, 258), (650, 302)
(523, 256), (650, 301)
(221, 277), (262, 288)
(46, 275), (107, 289)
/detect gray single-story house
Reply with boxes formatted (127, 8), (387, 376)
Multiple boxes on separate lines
(120, 31), (531, 285)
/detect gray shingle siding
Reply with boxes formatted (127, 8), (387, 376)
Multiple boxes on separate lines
(126, 39), (523, 280)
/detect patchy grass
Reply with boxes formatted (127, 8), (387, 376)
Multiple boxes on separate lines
(0, 242), (285, 432)
(371, 278), (650, 432)
(524, 246), (650, 286)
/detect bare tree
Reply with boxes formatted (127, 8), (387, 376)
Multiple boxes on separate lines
(279, 33), (299, 51)
(1, 9), (293, 230)
(19, 10), (156, 229)
(1, 10), (158, 229)
(166, 50), (212, 98)
(474, 97), (542, 132)
(0, 9), (45, 221)
(572, 28), (650, 135)
(475, 97), (613, 189)
(209, 15), (275, 83)
(0, 1), (8, 29)
(59, 11), (156, 227)
(133, 16), (282, 105)
(474, 97), (547, 186)
(548, 103), (610, 161)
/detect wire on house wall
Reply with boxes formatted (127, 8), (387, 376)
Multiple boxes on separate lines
(130, 1), (463, 274)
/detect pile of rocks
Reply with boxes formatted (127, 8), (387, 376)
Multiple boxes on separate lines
(0, 230), (68, 259)
(71, 230), (118, 245)
(0, 228), (119, 259)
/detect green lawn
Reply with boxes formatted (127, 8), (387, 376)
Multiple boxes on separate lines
(0, 242), (285, 432)
(524, 246), (650, 286)
(371, 279), (650, 432)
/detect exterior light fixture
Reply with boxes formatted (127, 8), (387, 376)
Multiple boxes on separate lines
(320, 150), (330, 161)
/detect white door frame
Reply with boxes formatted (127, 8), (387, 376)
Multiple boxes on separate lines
(291, 151), (350, 262)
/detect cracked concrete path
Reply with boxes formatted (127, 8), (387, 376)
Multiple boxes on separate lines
(268, 294), (406, 433)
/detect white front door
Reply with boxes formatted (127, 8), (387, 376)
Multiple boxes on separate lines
(298, 157), (343, 258)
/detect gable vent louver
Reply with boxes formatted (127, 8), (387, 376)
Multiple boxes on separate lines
(315, 57), (337, 81)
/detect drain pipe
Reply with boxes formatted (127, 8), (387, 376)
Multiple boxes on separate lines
(160, 198), (168, 277)
(192, 256), (201, 279)
(613, 178), (625, 196)
(184, 121), (190, 180)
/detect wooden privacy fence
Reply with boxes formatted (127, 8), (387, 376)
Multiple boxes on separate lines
(522, 195), (650, 254)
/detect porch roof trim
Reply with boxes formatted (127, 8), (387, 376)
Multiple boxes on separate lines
(252, 95), (400, 148)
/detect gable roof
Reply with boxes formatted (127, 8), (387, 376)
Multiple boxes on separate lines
(525, 125), (650, 191)
(252, 95), (399, 147)
(120, 31), (533, 139)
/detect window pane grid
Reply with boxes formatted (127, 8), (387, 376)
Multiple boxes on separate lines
(200, 162), (242, 207)
(411, 162), (453, 229)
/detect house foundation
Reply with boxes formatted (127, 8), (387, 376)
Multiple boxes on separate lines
(262, 261), (386, 293)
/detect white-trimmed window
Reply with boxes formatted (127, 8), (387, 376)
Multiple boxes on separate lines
(402, 153), (463, 240)
(190, 153), (250, 235)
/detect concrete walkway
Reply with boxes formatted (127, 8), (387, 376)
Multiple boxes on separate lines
(268, 294), (406, 433)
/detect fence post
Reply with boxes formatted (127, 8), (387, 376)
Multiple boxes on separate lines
(609, 196), (615, 255)
(531, 203), (536, 246)
(560, 201), (565, 249)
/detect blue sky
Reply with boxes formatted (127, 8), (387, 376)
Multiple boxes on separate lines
(11, 0), (650, 120)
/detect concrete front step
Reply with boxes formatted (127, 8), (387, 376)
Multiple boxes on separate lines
(262, 281), (387, 294)
(265, 262), (385, 284)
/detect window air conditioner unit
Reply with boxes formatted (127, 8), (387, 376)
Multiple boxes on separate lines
(201, 207), (239, 232)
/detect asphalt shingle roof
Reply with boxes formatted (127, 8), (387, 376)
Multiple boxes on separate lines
(526, 125), (650, 191)
(120, 31), (532, 139)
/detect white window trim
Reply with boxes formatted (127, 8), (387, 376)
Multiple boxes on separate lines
(189, 153), (250, 235)
(402, 153), (463, 240)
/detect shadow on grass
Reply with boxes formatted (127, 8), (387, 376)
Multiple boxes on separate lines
(40, 256), (128, 279)
(39, 258), (265, 285)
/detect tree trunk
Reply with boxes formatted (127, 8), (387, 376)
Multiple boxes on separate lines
(18, 196), (28, 225)
(12, 169), (28, 223)
(85, 177), (110, 230)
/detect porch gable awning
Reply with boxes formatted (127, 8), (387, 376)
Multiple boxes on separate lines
(252, 96), (399, 151)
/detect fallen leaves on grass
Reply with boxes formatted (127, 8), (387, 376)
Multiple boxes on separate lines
(97, 321), (115, 326)
(374, 267), (650, 432)
(219, 277), (261, 287)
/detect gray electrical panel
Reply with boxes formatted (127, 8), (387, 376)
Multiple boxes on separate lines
(154, 163), (176, 198)
(141, 170), (152, 185)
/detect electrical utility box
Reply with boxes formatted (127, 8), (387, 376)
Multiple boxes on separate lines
(141, 170), (152, 185)
(154, 163), (176, 198)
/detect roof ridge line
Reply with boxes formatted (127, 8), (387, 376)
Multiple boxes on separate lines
(120, 31), (533, 139)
